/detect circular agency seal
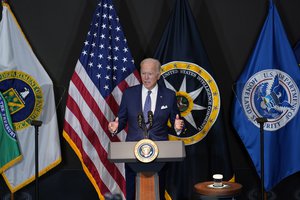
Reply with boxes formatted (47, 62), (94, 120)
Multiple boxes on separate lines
(241, 69), (300, 131)
(134, 139), (159, 163)
(0, 70), (43, 131)
(160, 61), (220, 145)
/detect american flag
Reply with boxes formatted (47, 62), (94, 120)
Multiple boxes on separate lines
(63, 0), (140, 199)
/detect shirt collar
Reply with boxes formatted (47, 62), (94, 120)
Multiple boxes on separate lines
(142, 84), (158, 94)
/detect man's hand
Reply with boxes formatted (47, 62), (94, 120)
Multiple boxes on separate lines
(174, 114), (184, 132)
(108, 117), (119, 136)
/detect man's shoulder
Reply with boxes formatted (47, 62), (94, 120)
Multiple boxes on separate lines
(124, 84), (141, 94)
(124, 84), (174, 95)
(159, 85), (176, 95)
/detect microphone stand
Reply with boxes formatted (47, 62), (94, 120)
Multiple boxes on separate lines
(146, 111), (153, 139)
(138, 112), (153, 139)
(138, 113), (148, 139)
(256, 117), (268, 200)
(144, 126), (149, 139)
(31, 120), (42, 200)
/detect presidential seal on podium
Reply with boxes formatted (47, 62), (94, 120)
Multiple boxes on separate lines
(134, 139), (159, 163)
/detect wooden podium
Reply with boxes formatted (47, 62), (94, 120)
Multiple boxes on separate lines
(108, 140), (186, 200)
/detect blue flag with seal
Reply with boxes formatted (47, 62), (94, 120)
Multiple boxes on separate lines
(232, 0), (300, 191)
(154, 0), (233, 199)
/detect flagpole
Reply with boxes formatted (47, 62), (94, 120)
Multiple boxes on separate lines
(256, 117), (268, 200)
(31, 120), (42, 200)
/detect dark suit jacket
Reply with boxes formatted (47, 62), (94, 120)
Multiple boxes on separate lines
(117, 84), (179, 141)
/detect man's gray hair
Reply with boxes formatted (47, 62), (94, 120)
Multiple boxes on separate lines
(140, 58), (161, 72)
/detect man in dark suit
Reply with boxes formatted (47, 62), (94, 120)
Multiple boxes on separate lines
(108, 58), (184, 200)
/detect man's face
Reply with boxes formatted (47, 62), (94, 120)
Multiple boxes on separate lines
(140, 61), (160, 90)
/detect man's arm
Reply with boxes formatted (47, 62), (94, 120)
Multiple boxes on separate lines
(108, 117), (119, 135)
(169, 91), (184, 134)
(108, 90), (128, 136)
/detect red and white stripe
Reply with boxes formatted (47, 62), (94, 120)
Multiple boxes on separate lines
(63, 61), (140, 199)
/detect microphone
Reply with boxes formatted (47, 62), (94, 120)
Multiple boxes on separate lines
(148, 111), (153, 128)
(137, 112), (144, 129)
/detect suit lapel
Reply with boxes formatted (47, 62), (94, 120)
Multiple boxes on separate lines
(138, 85), (143, 113)
(154, 86), (163, 118)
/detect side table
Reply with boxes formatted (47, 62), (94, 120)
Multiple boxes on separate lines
(194, 181), (242, 200)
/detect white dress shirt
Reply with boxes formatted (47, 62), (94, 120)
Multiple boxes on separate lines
(142, 84), (181, 135)
(142, 84), (158, 115)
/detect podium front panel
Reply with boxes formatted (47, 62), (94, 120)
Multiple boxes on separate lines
(108, 140), (185, 163)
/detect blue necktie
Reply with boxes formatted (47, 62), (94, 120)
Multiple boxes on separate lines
(144, 90), (152, 123)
